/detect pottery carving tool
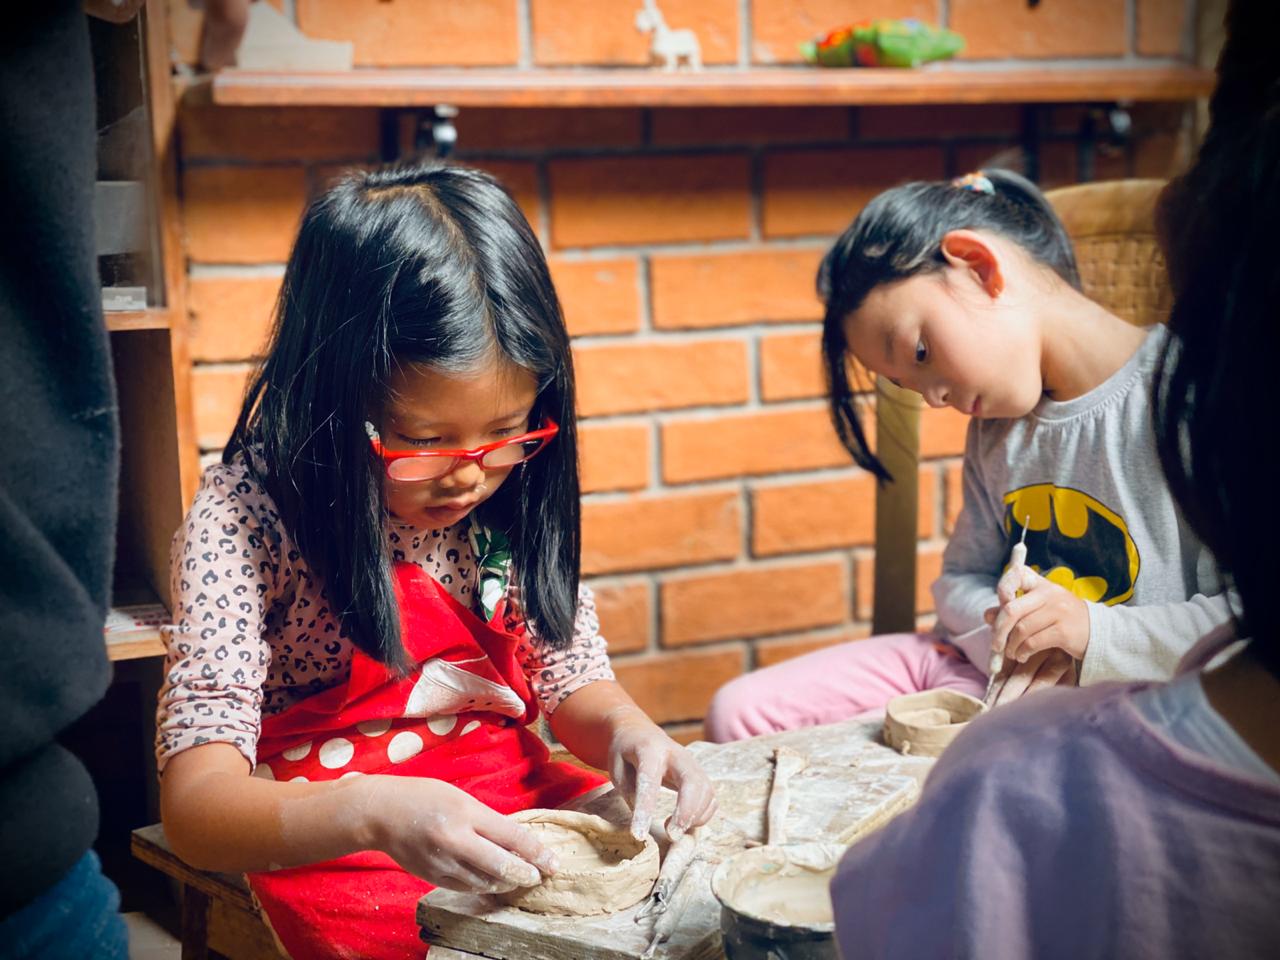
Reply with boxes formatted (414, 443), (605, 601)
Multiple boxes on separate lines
(984, 515), (1030, 705)
(766, 746), (808, 846)
(634, 827), (701, 922)
(639, 858), (709, 959)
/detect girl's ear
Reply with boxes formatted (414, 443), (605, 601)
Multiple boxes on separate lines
(940, 230), (1005, 298)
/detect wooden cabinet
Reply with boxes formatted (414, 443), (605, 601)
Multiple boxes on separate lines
(93, 3), (198, 662)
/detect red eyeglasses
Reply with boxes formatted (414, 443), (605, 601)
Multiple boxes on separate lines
(369, 418), (559, 482)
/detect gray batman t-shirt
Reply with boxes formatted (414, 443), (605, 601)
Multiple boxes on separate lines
(934, 324), (1232, 683)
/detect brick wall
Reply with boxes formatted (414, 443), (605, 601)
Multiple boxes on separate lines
(172, 0), (1198, 740)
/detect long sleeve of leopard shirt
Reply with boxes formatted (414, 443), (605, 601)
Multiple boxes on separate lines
(155, 457), (614, 774)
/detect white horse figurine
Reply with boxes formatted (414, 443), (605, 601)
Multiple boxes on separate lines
(635, 3), (702, 71)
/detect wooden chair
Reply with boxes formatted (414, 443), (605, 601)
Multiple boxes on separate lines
(871, 179), (1173, 634)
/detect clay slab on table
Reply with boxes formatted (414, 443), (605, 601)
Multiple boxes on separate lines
(417, 719), (928, 960)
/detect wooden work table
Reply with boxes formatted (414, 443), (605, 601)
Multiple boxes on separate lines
(418, 717), (932, 960)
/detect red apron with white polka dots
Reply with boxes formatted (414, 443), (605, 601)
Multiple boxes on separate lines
(246, 562), (607, 960)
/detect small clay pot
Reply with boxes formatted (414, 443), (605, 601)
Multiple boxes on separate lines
(494, 809), (659, 916)
(883, 689), (985, 758)
(711, 843), (844, 960)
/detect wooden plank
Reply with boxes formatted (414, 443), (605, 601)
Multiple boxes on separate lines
(144, 0), (201, 507)
(872, 379), (923, 635)
(207, 65), (1215, 109)
(106, 629), (167, 660)
(132, 824), (259, 915)
(105, 309), (170, 331)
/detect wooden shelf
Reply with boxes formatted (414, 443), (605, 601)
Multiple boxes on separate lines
(106, 308), (170, 332)
(206, 64), (1215, 109)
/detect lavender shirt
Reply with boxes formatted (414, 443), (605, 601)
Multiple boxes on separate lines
(832, 679), (1280, 958)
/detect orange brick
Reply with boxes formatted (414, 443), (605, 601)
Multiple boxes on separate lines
(187, 274), (280, 362)
(179, 107), (378, 163)
(532, 0), (739, 65)
(1134, 133), (1186, 180)
(579, 421), (650, 494)
(192, 364), (252, 450)
(917, 466), (938, 540)
(661, 560), (848, 646)
(917, 545), (944, 614)
(548, 155), (751, 248)
(754, 625), (870, 668)
(944, 459), (964, 534)
(759, 329), (822, 401)
(575, 340), (749, 417)
(310, 160), (541, 230)
(464, 160), (542, 233)
(183, 166), (308, 264)
(590, 578), (652, 654)
(661, 406), (851, 484)
(751, 468), (933, 556)
(167, 0), (286, 65)
(763, 147), (945, 238)
(612, 647), (744, 724)
(854, 544), (945, 620)
(857, 104), (1020, 141)
(1139, 4), (1190, 51)
(651, 107), (851, 146)
(751, 474), (875, 555)
(549, 258), (641, 336)
(955, 140), (1119, 189)
(751, 0), (939, 64)
(951, 0), (1125, 59)
(920, 407), (970, 459)
(456, 108), (643, 151)
(582, 490), (741, 575)
(761, 334), (875, 402)
(650, 248), (824, 330)
(297, 0), (519, 66)
(166, 0), (203, 66)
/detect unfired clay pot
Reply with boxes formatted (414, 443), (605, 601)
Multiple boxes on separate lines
(495, 809), (659, 916)
(883, 688), (985, 758)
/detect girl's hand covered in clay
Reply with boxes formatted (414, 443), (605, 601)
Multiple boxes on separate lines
(604, 706), (718, 842)
(363, 776), (558, 893)
(987, 563), (1091, 664)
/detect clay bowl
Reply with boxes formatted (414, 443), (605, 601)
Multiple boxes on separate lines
(883, 688), (985, 758)
(495, 809), (659, 916)
(711, 842), (844, 960)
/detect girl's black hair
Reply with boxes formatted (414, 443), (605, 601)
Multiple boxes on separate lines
(224, 161), (580, 671)
(1152, 0), (1280, 677)
(817, 169), (1081, 481)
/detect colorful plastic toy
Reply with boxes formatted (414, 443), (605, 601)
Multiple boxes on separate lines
(799, 18), (964, 69)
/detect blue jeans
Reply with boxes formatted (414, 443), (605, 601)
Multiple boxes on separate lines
(0, 851), (128, 959)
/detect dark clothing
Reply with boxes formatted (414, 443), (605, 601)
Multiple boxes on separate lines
(0, 1), (120, 918)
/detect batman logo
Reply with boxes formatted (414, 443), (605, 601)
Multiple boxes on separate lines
(1001, 484), (1139, 606)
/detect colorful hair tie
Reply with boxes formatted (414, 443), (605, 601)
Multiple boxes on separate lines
(952, 171), (995, 195)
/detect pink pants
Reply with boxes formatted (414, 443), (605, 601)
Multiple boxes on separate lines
(704, 632), (985, 743)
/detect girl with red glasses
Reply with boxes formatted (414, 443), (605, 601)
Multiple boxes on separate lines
(154, 162), (716, 959)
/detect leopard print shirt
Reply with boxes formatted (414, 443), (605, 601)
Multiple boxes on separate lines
(155, 458), (614, 772)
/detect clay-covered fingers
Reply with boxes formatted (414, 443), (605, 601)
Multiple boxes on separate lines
(996, 563), (1039, 604)
(627, 746), (666, 841)
(450, 833), (546, 893)
(663, 749), (717, 839)
(1000, 606), (1060, 664)
(991, 588), (1045, 656)
(481, 811), (560, 878)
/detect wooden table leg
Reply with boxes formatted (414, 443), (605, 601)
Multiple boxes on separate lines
(180, 884), (211, 960)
